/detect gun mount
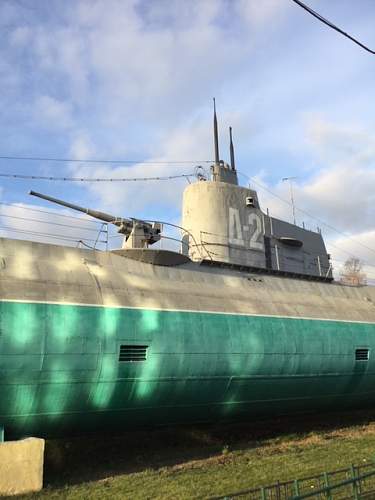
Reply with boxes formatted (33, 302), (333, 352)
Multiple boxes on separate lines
(29, 190), (162, 249)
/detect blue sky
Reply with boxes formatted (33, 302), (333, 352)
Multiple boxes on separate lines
(0, 0), (375, 277)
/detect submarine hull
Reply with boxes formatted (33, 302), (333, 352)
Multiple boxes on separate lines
(1, 237), (375, 438)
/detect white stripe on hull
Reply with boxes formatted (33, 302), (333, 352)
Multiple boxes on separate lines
(1, 298), (374, 326)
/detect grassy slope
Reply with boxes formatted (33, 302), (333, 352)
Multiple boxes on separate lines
(22, 410), (375, 500)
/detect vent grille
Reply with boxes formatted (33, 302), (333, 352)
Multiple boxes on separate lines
(119, 345), (148, 362)
(355, 349), (369, 361)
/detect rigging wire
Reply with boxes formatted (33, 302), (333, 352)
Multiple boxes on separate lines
(0, 168), (371, 259)
(326, 240), (375, 270)
(0, 155), (213, 165)
(0, 212), (98, 232)
(3, 171), (374, 264)
(0, 167), (374, 271)
(0, 172), (194, 182)
(2, 168), (374, 261)
(0, 225), (101, 243)
(2, 210), (375, 276)
(330, 256), (375, 269)
(239, 172), (375, 259)
(329, 259), (375, 279)
(290, 0), (375, 54)
(0, 202), (99, 224)
(2, 222), (375, 277)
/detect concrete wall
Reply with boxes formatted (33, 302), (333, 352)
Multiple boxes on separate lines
(0, 438), (44, 496)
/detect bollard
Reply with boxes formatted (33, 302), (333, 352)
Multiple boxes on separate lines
(0, 438), (45, 496)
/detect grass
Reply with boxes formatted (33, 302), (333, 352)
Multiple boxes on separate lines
(20, 409), (375, 500)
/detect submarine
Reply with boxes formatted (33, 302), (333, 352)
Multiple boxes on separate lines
(1, 104), (375, 440)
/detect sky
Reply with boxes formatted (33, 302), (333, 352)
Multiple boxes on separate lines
(0, 0), (374, 280)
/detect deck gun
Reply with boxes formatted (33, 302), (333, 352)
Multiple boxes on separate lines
(29, 190), (162, 249)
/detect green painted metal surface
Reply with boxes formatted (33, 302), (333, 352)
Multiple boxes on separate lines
(1, 300), (375, 438)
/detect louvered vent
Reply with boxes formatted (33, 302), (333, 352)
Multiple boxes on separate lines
(119, 345), (148, 362)
(355, 349), (369, 361)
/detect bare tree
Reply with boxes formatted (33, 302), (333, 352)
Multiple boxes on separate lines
(340, 257), (367, 286)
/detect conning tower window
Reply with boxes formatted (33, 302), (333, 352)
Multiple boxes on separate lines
(119, 345), (148, 362)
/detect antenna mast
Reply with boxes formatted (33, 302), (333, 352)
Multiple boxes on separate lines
(213, 98), (220, 165)
(229, 126), (236, 171)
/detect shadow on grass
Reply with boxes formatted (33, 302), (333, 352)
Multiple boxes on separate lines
(44, 407), (375, 487)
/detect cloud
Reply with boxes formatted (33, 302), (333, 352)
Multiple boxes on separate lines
(40, 31), (89, 101)
(306, 115), (375, 167)
(33, 95), (74, 129)
(327, 230), (375, 282)
(302, 166), (375, 232)
(235, 0), (287, 28)
(249, 171), (375, 282)
(7, 0), (288, 137)
(252, 116), (375, 232)
(65, 111), (214, 216)
(70, 131), (97, 159)
(248, 116), (375, 281)
(299, 117), (375, 234)
(65, 100), (260, 219)
(8, 25), (31, 47)
(0, 0), (374, 277)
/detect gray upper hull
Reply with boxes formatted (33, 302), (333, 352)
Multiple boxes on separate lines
(0, 237), (373, 322)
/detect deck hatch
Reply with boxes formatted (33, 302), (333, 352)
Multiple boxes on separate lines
(119, 345), (148, 362)
(355, 348), (369, 361)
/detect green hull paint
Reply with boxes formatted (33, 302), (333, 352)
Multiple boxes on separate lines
(1, 300), (375, 438)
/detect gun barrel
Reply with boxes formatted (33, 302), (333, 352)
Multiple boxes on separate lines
(29, 190), (120, 225)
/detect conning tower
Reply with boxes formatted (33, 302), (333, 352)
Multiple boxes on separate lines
(182, 101), (332, 280)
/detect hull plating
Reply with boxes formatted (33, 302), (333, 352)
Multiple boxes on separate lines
(1, 300), (375, 438)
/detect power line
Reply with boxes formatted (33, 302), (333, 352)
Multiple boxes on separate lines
(0, 155), (212, 165)
(290, 0), (375, 55)
(0, 172), (194, 182)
